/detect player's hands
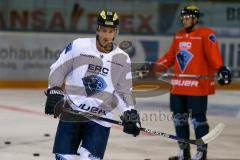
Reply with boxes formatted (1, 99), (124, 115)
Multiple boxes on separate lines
(44, 86), (64, 117)
(121, 109), (141, 137)
(217, 66), (232, 85)
(135, 62), (153, 78)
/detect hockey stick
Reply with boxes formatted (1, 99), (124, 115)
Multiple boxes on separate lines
(130, 62), (217, 81)
(56, 98), (225, 146)
(131, 70), (218, 97)
(160, 73), (216, 80)
(130, 63), (172, 97)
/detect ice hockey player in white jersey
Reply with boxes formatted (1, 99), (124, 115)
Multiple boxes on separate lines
(44, 10), (141, 160)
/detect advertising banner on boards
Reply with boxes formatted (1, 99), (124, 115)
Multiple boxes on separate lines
(0, 32), (239, 81)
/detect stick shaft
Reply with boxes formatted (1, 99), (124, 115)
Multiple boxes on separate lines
(161, 73), (215, 80)
(61, 108), (199, 145)
(62, 96), (223, 146)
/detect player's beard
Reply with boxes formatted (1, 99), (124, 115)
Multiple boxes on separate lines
(183, 19), (198, 33)
(96, 35), (114, 53)
(184, 23), (195, 33)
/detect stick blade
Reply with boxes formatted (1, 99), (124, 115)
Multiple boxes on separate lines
(198, 123), (225, 145)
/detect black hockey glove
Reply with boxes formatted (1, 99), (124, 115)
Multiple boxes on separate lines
(121, 109), (141, 137)
(44, 86), (64, 116)
(135, 62), (153, 78)
(217, 66), (232, 85)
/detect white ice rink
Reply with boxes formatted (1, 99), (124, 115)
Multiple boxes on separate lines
(0, 89), (239, 160)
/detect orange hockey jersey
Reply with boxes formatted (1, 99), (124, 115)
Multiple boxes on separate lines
(154, 27), (223, 96)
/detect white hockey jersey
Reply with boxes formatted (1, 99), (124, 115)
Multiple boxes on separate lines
(49, 38), (135, 127)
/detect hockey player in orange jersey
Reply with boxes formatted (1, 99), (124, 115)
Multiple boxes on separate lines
(154, 5), (232, 160)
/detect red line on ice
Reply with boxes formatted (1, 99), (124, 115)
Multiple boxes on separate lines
(0, 104), (151, 136)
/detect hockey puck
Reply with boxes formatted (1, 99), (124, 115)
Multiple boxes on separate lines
(33, 153), (40, 156)
(44, 133), (50, 137)
(4, 141), (11, 145)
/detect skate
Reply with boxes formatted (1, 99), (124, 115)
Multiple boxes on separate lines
(168, 148), (191, 160)
(191, 150), (207, 160)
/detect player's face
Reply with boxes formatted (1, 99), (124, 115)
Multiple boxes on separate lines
(97, 26), (116, 47)
(181, 15), (195, 29)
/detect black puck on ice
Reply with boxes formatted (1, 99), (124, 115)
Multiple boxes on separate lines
(44, 133), (50, 137)
(33, 153), (40, 156)
(4, 141), (11, 145)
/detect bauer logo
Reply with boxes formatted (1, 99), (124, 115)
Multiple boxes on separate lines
(78, 103), (107, 115)
(171, 79), (199, 87)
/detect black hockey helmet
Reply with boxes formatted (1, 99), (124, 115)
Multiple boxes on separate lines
(97, 10), (119, 30)
(180, 5), (200, 19)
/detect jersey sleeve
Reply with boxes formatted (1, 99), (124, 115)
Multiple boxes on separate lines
(115, 57), (135, 113)
(48, 41), (75, 88)
(154, 37), (176, 73)
(203, 30), (223, 70)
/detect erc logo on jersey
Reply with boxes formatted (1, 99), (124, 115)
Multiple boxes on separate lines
(176, 50), (193, 73)
(179, 42), (192, 50)
(88, 64), (109, 76)
(82, 75), (107, 97)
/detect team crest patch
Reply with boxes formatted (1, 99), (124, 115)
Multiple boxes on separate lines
(176, 50), (193, 73)
(209, 34), (216, 43)
(82, 75), (107, 96)
(64, 42), (73, 54)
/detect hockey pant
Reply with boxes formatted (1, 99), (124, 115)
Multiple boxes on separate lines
(170, 94), (209, 151)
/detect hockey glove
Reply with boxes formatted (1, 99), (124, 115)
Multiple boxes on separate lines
(217, 66), (232, 85)
(121, 109), (141, 137)
(44, 86), (64, 117)
(135, 62), (153, 78)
